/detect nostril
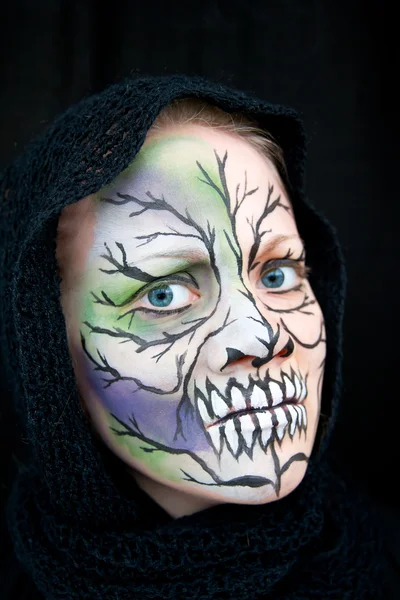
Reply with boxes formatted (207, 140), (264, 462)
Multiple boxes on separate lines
(230, 356), (255, 367)
(221, 349), (257, 371)
(225, 347), (246, 366)
(276, 338), (295, 358)
(277, 348), (289, 358)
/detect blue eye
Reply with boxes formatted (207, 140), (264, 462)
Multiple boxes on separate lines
(261, 266), (297, 290)
(144, 284), (192, 309)
(147, 285), (174, 307)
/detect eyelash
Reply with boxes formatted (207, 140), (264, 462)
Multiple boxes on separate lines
(133, 258), (309, 316)
(259, 259), (310, 293)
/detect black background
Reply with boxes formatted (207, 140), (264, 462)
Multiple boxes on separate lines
(1, 0), (399, 566)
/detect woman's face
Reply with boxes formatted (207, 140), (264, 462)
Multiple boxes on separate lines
(58, 124), (326, 516)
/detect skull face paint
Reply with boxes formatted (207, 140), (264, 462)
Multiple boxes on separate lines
(60, 124), (326, 513)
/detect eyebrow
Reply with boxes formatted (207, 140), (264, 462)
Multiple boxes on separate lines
(132, 233), (304, 265)
(134, 247), (209, 263)
(258, 234), (305, 253)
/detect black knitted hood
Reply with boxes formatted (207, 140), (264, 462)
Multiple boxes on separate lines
(1, 74), (384, 600)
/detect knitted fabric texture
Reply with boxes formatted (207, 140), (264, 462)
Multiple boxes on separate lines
(0, 73), (388, 599)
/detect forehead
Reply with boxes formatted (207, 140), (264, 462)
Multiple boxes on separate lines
(142, 123), (274, 177)
(59, 125), (303, 295)
(118, 124), (280, 196)
(95, 124), (293, 232)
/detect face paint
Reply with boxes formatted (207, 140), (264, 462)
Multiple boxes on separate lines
(63, 125), (326, 510)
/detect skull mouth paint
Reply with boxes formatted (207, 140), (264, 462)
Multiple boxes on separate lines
(196, 370), (307, 458)
(198, 369), (306, 426)
(62, 124), (326, 508)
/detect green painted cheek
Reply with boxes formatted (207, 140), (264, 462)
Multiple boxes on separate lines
(80, 270), (189, 350)
(80, 286), (163, 339)
(107, 413), (183, 482)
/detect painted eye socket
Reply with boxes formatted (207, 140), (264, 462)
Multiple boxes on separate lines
(260, 266), (298, 291)
(141, 283), (193, 309)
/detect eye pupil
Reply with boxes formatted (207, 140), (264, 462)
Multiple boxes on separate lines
(148, 285), (173, 307)
(262, 268), (285, 288)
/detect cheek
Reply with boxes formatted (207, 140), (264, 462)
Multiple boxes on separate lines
(288, 303), (325, 349)
(258, 278), (325, 346)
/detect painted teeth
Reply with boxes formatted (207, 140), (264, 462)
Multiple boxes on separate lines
(208, 424), (223, 454)
(269, 381), (283, 406)
(258, 411), (274, 448)
(294, 374), (302, 400)
(250, 385), (267, 409)
(239, 413), (255, 449)
(299, 405), (307, 428)
(204, 404), (307, 458)
(210, 390), (228, 418)
(303, 406), (307, 428)
(224, 418), (240, 455)
(283, 374), (295, 399)
(287, 404), (298, 436)
(196, 372), (308, 456)
(274, 407), (288, 441)
(294, 404), (303, 428)
(230, 386), (247, 411)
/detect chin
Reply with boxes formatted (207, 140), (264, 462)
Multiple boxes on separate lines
(130, 448), (310, 518)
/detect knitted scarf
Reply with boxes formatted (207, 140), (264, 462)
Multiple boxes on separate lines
(0, 73), (388, 599)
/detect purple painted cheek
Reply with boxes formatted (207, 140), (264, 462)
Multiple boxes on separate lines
(84, 363), (211, 452)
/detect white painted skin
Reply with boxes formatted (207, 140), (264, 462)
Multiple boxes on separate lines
(56, 124), (326, 518)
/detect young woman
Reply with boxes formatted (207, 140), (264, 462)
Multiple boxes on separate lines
(1, 74), (395, 599)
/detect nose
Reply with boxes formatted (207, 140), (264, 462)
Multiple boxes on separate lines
(205, 301), (295, 374)
(223, 336), (294, 370)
